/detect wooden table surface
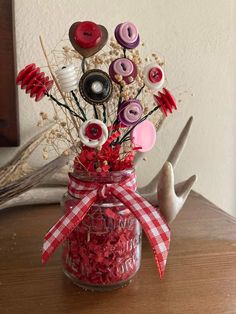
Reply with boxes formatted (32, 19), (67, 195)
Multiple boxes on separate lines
(0, 191), (236, 314)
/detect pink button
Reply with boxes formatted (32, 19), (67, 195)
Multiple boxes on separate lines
(113, 58), (134, 76)
(149, 67), (163, 83)
(123, 102), (142, 124)
(119, 22), (138, 44)
(131, 120), (156, 152)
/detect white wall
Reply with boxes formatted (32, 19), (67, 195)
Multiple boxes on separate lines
(0, 0), (235, 215)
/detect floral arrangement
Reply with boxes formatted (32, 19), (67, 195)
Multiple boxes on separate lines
(16, 21), (178, 289)
(16, 21), (177, 171)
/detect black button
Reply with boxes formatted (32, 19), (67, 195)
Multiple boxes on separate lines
(79, 69), (112, 105)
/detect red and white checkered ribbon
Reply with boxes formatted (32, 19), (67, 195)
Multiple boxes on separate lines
(42, 172), (171, 278)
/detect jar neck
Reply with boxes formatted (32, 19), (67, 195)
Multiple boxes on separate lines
(71, 168), (135, 184)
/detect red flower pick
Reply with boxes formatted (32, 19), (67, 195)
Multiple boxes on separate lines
(16, 63), (53, 102)
(154, 88), (177, 116)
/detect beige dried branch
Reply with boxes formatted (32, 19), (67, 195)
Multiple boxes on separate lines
(0, 152), (70, 206)
(0, 124), (55, 186)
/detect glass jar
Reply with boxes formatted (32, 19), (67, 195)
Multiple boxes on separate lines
(61, 169), (142, 291)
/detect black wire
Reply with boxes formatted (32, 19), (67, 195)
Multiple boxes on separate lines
(135, 84), (145, 98)
(102, 104), (106, 123)
(123, 48), (126, 58)
(46, 93), (85, 121)
(81, 58), (86, 73)
(93, 104), (99, 119)
(71, 91), (87, 121)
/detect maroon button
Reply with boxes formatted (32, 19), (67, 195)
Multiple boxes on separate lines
(74, 21), (102, 49)
(85, 123), (103, 140)
(109, 58), (137, 84)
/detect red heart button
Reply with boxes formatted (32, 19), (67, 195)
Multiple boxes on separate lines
(69, 21), (108, 58)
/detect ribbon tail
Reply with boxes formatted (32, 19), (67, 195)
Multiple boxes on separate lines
(42, 189), (98, 264)
(110, 185), (171, 279)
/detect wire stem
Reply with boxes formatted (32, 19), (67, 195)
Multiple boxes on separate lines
(102, 104), (106, 123)
(135, 84), (145, 98)
(81, 58), (86, 73)
(93, 105), (99, 119)
(46, 93), (85, 121)
(71, 91), (87, 121)
(123, 48), (126, 58)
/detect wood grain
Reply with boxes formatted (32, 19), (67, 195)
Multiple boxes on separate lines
(0, 191), (236, 314)
(0, 0), (19, 147)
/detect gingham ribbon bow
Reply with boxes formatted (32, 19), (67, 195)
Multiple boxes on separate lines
(42, 172), (171, 278)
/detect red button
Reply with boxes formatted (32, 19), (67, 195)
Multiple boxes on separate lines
(85, 123), (103, 140)
(74, 21), (102, 49)
(149, 67), (163, 83)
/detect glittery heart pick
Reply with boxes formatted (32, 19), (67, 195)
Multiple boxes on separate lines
(69, 21), (108, 58)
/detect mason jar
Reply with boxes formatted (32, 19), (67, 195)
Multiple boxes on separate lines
(61, 168), (142, 291)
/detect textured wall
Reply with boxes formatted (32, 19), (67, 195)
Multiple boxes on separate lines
(0, 0), (235, 215)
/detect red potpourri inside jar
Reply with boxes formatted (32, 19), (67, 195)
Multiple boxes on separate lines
(61, 168), (142, 291)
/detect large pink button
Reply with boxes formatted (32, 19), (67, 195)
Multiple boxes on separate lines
(119, 22), (138, 44)
(131, 120), (156, 152)
(113, 58), (134, 76)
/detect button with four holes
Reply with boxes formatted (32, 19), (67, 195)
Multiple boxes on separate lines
(79, 119), (108, 148)
(143, 63), (165, 91)
(85, 123), (103, 140)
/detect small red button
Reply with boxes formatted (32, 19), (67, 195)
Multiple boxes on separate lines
(149, 67), (163, 83)
(85, 123), (103, 140)
(74, 21), (102, 49)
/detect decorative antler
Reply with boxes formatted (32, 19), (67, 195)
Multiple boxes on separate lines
(157, 162), (197, 223)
